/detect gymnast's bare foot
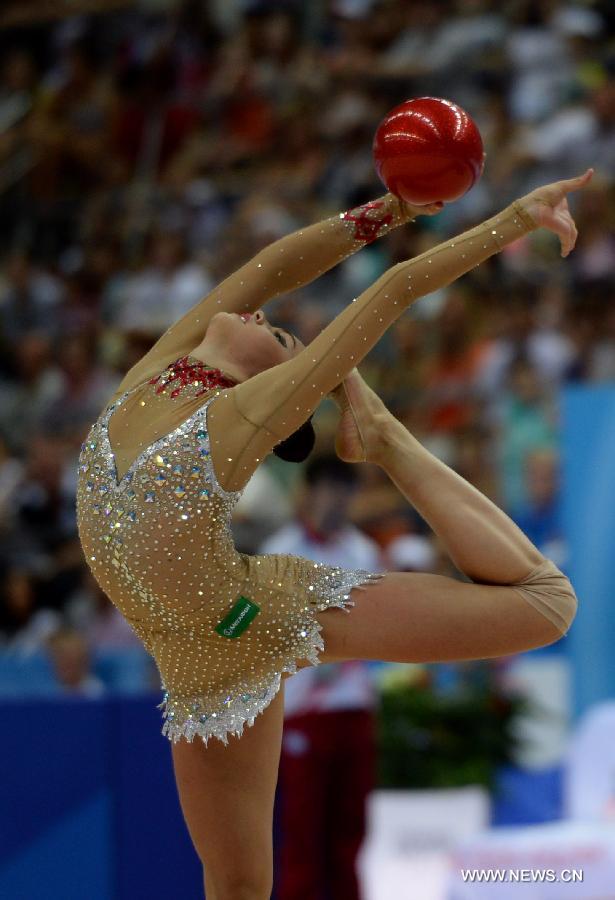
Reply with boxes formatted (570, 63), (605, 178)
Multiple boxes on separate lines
(330, 369), (393, 464)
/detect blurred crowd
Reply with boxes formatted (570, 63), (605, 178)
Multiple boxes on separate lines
(0, 0), (613, 690)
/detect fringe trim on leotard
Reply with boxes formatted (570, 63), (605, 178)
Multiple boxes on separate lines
(156, 569), (383, 747)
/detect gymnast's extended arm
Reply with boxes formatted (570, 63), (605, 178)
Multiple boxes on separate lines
(112, 193), (425, 395)
(210, 171), (591, 492)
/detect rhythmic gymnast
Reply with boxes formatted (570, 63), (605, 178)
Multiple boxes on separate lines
(76, 168), (591, 900)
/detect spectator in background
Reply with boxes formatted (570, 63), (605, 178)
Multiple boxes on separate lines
(114, 229), (214, 335)
(570, 176), (615, 284)
(28, 35), (116, 199)
(423, 290), (490, 435)
(0, 332), (63, 453)
(46, 627), (105, 697)
(0, 253), (64, 344)
(261, 454), (381, 900)
(0, 566), (60, 655)
(506, 1), (586, 125)
(110, 52), (201, 183)
(511, 448), (566, 570)
(45, 333), (119, 442)
(6, 433), (80, 606)
(496, 356), (557, 511)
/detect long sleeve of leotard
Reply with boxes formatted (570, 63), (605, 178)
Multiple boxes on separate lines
(112, 193), (413, 396)
(209, 199), (538, 491)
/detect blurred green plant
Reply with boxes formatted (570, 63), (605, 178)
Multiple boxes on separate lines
(375, 662), (527, 790)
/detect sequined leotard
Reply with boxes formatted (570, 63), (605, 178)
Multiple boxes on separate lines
(76, 194), (538, 746)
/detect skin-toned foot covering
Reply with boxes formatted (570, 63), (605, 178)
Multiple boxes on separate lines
(509, 556), (577, 637)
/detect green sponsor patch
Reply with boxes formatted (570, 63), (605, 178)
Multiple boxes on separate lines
(215, 596), (260, 638)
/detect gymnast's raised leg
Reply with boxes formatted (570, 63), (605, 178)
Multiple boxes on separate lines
(313, 369), (576, 666)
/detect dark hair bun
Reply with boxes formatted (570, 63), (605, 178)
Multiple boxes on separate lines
(272, 417), (315, 463)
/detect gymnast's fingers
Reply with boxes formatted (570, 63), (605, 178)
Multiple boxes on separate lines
(557, 167), (594, 195)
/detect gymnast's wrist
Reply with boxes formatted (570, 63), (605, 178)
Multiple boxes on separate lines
(509, 198), (540, 232)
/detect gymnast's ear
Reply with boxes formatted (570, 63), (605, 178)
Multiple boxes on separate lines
(272, 417), (315, 463)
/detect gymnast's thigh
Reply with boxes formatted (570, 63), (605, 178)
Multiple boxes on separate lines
(309, 571), (560, 665)
(170, 686), (285, 882)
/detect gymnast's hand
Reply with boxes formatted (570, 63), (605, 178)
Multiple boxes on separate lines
(518, 168), (594, 258)
(394, 196), (444, 221)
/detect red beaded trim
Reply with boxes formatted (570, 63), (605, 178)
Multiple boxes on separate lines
(342, 200), (393, 243)
(149, 355), (238, 399)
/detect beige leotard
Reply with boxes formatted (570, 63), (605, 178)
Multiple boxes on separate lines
(77, 193), (560, 747)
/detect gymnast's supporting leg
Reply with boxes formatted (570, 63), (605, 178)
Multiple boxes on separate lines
(170, 686), (285, 900)
(314, 371), (577, 665)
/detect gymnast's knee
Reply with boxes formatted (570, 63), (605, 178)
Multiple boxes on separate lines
(511, 556), (578, 641)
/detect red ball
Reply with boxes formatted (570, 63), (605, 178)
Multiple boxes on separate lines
(373, 97), (485, 205)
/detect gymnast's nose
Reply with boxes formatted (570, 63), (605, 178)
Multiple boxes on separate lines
(253, 310), (265, 325)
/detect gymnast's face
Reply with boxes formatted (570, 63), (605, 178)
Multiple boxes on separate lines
(206, 308), (303, 377)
